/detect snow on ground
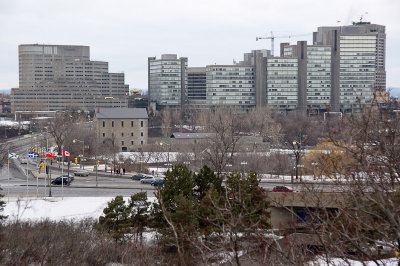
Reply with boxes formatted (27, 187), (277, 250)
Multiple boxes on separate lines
(4, 197), (157, 222)
(0, 120), (30, 128)
(309, 256), (398, 265)
(3, 198), (398, 265)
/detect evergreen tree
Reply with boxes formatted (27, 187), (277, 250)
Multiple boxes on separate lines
(0, 187), (7, 222)
(194, 165), (224, 200)
(128, 192), (150, 238)
(99, 195), (130, 242)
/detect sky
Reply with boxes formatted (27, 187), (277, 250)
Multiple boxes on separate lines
(0, 0), (399, 95)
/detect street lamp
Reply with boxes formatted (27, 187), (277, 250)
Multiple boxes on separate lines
(240, 161), (248, 176)
(73, 139), (85, 169)
(160, 141), (172, 171)
(311, 162), (318, 180)
(292, 141), (302, 181)
(200, 148), (210, 170)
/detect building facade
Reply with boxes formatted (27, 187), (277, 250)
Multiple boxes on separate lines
(206, 65), (256, 111)
(94, 108), (148, 152)
(148, 22), (386, 114)
(266, 57), (299, 111)
(148, 54), (187, 110)
(314, 22), (386, 112)
(12, 44), (129, 113)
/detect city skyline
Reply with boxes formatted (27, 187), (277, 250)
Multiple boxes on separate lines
(0, 0), (399, 96)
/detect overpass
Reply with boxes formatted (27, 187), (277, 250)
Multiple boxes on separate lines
(266, 191), (348, 229)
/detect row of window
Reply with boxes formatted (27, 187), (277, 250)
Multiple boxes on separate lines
(102, 120), (144, 128)
(102, 132), (144, 137)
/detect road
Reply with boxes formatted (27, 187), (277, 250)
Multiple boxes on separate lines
(0, 134), (343, 198)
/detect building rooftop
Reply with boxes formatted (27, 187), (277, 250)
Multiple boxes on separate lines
(170, 132), (215, 139)
(96, 108), (148, 119)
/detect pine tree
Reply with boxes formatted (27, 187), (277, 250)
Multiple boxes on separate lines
(0, 187), (7, 222)
(128, 192), (150, 238)
(99, 195), (130, 242)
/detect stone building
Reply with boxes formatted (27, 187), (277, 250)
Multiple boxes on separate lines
(94, 108), (148, 152)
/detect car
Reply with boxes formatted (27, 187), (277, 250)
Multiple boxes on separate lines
(272, 186), (296, 192)
(51, 176), (71, 185)
(140, 175), (158, 184)
(132, 173), (147, 181)
(60, 174), (74, 181)
(151, 179), (164, 186)
(19, 158), (28, 164)
(74, 170), (89, 177)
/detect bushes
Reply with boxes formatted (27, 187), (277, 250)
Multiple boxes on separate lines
(0, 219), (149, 265)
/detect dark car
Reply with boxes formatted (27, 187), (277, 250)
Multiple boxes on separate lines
(60, 174), (74, 181)
(132, 173), (147, 181)
(151, 179), (164, 186)
(272, 186), (296, 192)
(51, 176), (71, 185)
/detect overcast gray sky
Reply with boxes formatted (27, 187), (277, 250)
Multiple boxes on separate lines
(0, 0), (399, 95)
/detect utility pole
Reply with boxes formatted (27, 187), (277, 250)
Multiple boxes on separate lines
(96, 160), (98, 187)
(48, 160), (52, 197)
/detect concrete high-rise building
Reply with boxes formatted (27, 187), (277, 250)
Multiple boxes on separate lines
(148, 54), (187, 110)
(266, 57), (299, 111)
(12, 44), (129, 113)
(147, 21), (386, 114)
(314, 21), (386, 112)
(187, 67), (207, 109)
(206, 64), (255, 111)
(277, 41), (332, 114)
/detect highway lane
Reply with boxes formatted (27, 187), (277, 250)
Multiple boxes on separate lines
(0, 134), (345, 198)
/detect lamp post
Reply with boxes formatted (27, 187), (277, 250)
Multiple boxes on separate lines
(312, 162), (318, 180)
(200, 148), (210, 170)
(292, 141), (302, 180)
(73, 139), (85, 169)
(160, 140), (172, 171)
(240, 161), (248, 176)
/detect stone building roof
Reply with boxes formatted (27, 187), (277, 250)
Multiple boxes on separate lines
(95, 108), (148, 119)
(170, 132), (215, 139)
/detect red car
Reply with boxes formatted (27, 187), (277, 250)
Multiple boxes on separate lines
(272, 186), (296, 192)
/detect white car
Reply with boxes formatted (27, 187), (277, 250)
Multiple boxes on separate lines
(74, 170), (90, 177)
(140, 176), (161, 184)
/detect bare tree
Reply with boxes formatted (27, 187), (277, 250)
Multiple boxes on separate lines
(199, 108), (244, 175)
(161, 110), (172, 138)
(245, 107), (281, 145)
(49, 113), (74, 155)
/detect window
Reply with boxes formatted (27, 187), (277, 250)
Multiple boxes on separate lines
(121, 141), (124, 145)
(141, 141), (143, 145)
(121, 133), (124, 137)
(112, 121), (114, 127)
(131, 141), (134, 145)
(131, 132), (133, 137)
(102, 121), (105, 127)
(141, 121), (144, 127)
(102, 133), (105, 137)
(121, 121), (124, 127)
(141, 132), (143, 137)
(131, 121), (133, 127)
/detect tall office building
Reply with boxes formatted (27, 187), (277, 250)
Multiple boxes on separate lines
(266, 57), (299, 111)
(206, 65), (255, 111)
(187, 67), (207, 109)
(148, 54), (187, 110)
(147, 21), (386, 114)
(274, 42), (332, 113)
(12, 44), (129, 113)
(314, 21), (386, 112)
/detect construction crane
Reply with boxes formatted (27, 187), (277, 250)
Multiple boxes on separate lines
(256, 31), (312, 56)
